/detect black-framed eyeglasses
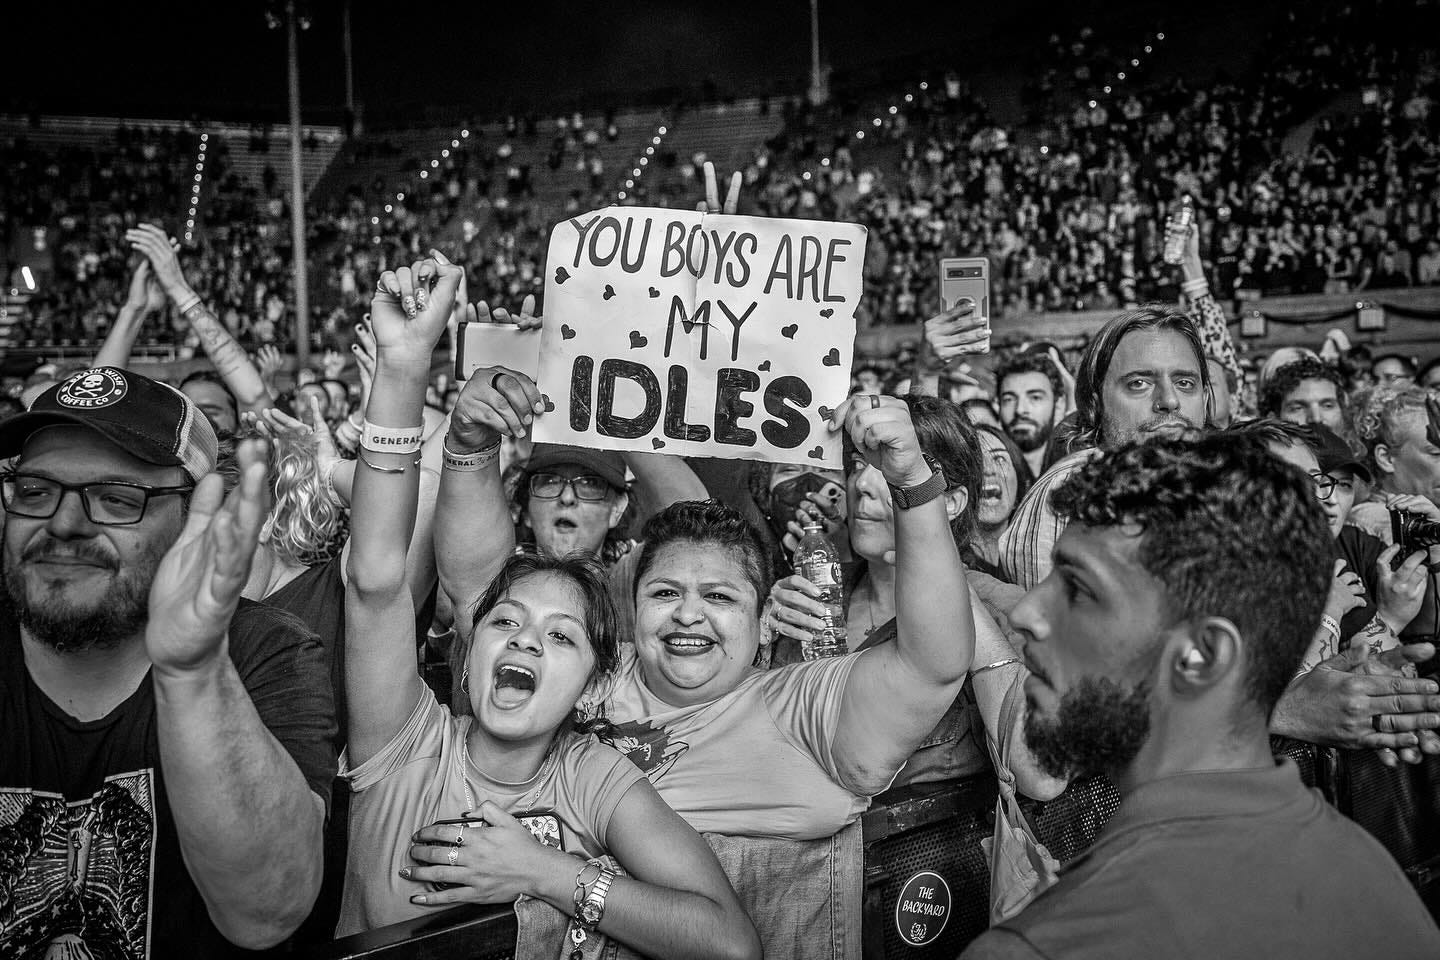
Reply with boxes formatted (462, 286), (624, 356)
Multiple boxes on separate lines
(1, 473), (194, 526)
(1310, 472), (1337, 498)
(528, 473), (612, 502)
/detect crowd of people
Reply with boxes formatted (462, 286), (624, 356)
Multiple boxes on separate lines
(7, 3), (1440, 363)
(4, 153), (1440, 959)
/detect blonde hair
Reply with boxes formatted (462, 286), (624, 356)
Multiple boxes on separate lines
(266, 434), (345, 566)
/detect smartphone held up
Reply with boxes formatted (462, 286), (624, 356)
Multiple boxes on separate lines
(934, 256), (992, 357)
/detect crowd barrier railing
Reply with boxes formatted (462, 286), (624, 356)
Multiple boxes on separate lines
(308, 742), (1440, 960)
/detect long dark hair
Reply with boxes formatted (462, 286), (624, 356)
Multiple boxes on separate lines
(449, 552), (621, 730)
(974, 422), (1035, 514)
(1072, 306), (1211, 450)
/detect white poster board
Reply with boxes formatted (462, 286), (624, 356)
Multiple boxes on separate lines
(532, 207), (867, 468)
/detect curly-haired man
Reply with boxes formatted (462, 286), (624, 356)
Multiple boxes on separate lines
(962, 436), (1440, 959)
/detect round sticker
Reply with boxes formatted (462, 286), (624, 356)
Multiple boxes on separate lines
(894, 870), (951, 947)
(58, 369), (128, 409)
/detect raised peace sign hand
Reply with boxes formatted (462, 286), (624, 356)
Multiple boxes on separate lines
(697, 160), (743, 215)
(828, 394), (930, 490)
(371, 257), (463, 366)
(146, 440), (269, 677)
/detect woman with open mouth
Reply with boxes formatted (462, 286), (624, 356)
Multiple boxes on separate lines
(766, 395), (1059, 796)
(337, 258), (760, 960)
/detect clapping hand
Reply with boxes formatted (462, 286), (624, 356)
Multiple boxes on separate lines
(125, 223), (190, 300)
(123, 258), (167, 316)
(146, 440), (269, 676)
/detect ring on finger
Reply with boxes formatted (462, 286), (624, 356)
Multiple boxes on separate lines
(1372, 714), (1385, 732)
(454, 829), (465, 845)
(490, 371), (509, 392)
(869, 394), (881, 410)
(447, 846), (459, 866)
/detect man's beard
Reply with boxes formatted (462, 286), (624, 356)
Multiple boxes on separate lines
(1023, 676), (1153, 781)
(1006, 417), (1052, 453)
(1, 538), (157, 653)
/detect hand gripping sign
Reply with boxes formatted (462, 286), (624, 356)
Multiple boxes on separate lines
(533, 207), (867, 468)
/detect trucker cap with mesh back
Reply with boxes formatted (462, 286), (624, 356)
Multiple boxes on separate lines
(0, 366), (219, 483)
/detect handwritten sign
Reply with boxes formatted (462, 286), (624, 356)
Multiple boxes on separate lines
(533, 207), (867, 467)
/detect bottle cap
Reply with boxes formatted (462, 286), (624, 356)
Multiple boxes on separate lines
(802, 518), (822, 530)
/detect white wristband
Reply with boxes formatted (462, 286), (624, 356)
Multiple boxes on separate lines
(1319, 614), (1341, 641)
(360, 420), (423, 455)
(1180, 277), (1210, 299)
(443, 440), (500, 472)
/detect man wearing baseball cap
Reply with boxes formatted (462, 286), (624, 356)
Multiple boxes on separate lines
(0, 367), (336, 957)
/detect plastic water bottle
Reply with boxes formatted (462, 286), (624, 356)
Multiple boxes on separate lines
(1163, 194), (1194, 265)
(796, 520), (849, 659)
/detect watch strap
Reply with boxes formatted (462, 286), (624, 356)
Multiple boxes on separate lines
(889, 455), (946, 510)
(578, 867), (616, 929)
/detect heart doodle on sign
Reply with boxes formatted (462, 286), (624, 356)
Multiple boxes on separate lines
(541, 396), (555, 412)
(818, 405), (834, 421)
(781, 324), (799, 339)
(648, 287), (660, 298)
(603, 284), (616, 300)
(758, 360), (771, 371)
(554, 267), (570, 284)
(629, 331), (648, 348)
(807, 446), (825, 460)
(823, 348), (841, 366)
(561, 324), (576, 340)
(820, 308), (834, 318)
(651, 437), (666, 449)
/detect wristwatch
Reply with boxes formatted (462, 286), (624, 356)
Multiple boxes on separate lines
(578, 867), (616, 928)
(888, 454), (946, 510)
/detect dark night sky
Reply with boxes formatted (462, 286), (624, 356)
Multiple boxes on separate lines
(10, 0), (1272, 123)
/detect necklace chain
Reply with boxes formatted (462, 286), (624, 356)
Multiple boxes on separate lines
(456, 722), (558, 818)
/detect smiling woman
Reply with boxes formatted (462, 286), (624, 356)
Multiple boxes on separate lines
(340, 259), (760, 960)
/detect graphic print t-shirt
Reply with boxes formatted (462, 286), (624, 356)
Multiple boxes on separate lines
(0, 599), (337, 959)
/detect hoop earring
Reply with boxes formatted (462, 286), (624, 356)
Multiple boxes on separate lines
(461, 666), (469, 694)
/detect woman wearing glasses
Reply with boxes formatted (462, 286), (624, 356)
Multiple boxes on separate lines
(440, 376), (707, 650)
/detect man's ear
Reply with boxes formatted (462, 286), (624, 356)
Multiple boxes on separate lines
(1374, 442), (1396, 477)
(942, 486), (968, 524)
(608, 491), (631, 530)
(1170, 616), (1242, 693)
